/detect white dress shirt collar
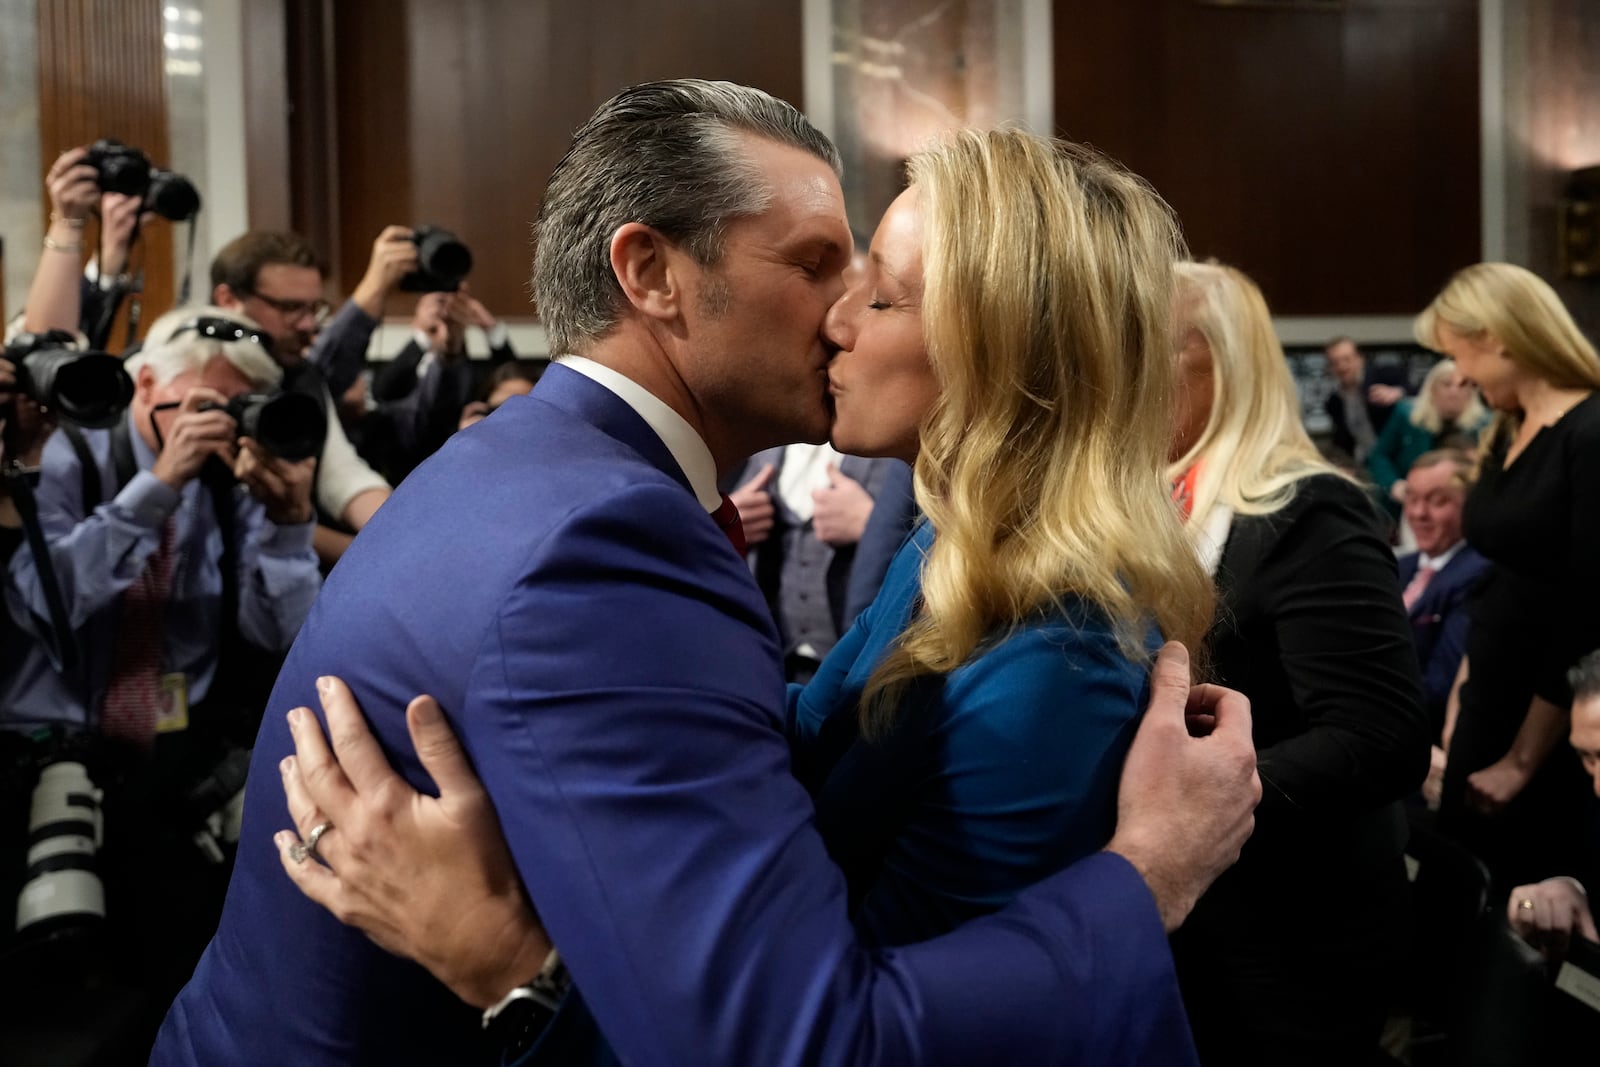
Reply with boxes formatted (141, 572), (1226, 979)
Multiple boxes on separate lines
(1417, 540), (1464, 573)
(555, 355), (722, 513)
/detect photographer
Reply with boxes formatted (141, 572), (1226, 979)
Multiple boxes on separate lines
(359, 286), (521, 482)
(3, 305), (320, 741)
(209, 228), (410, 565)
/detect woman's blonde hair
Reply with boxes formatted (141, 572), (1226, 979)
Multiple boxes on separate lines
(860, 129), (1215, 738)
(1412, 262), (1600, 447)
(1166, 262), (1340, 529)
(1407, 358), (1486, 435)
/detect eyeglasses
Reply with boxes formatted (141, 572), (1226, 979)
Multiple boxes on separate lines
(168, 316), (271, 350)
(242, 291), (331, 323)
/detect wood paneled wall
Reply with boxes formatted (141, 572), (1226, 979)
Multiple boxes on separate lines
(36, 0), (175, 339)
(1053, 0), (1480, 317)
(1523, 0), (1600, 339)
(278, 0), (805, 320)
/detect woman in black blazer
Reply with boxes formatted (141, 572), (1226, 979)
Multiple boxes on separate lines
(1166, 262), (1431, 1067)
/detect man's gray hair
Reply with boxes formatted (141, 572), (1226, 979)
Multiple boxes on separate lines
(130, 305), (282, 390)
(532, 79), (840, 355)
(1569, 649), (1600, 703)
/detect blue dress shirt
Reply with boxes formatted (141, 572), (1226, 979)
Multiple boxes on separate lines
(2, 412), (320, 730)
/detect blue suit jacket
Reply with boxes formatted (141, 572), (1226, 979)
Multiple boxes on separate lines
(152, 365), (1193, 1066)
(1397, 544), (1489, 735)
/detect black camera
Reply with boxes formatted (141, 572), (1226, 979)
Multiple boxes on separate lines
(202, 391), (326, 462)
(3, 331), (134, 429)
(146, 168), (202, 222)
(401, 225), (473, 292)
(82, 139), (201, 222)
(84, 139), (151, 198)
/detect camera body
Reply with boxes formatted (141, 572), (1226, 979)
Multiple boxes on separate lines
(401, 226), (473, 292)
(199, 390), (326, 462)
(84, 138), (151, 198)
(83, 138), (202, 221)
(3, 331), (134, 429)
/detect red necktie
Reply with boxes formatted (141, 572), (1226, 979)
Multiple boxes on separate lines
(101, 519), (175, 746)
(1402, 564), (1436, 613)
(712, 493), (746, 554)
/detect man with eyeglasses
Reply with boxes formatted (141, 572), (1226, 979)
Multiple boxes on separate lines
(210, 229), (413, 565)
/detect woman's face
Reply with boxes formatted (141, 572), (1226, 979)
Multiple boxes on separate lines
(1169, 323), (1215, 462)
(1430, 368), (1475, 422)
(822, 187), (939, 464)
(1435, 324), (1517, 411)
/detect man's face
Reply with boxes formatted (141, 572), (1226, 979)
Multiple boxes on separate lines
(216, 263), (326, 366)
(1403, 462), (1466, 557)
(132, 354), (257, 453)
(1326, 341), (1363, 389)
(1571, 694), (1600, 798)
(678, 135), (852, 458)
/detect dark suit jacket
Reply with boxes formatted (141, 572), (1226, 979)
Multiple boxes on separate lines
(1173, 475), (1431, 1064)
(153, 364), (1192, 1067)
(1397, 544), (1489, 736)
(1323, 362), (1409, 458)
(371, 334), (518, 402)
(729, 447), (914, 646)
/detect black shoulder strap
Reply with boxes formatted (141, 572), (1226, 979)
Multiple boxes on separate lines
(108, 417), (139, 494)
(61, 425), (101, 513)
(4, 463), (79, 678)
(64, 418), (141, 510)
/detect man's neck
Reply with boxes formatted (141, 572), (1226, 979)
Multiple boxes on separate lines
(579, 330), (740, 476)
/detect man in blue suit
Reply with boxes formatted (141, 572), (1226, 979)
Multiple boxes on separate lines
(152, 80), (1258, 1066)
(1397, 449), (1489, 736)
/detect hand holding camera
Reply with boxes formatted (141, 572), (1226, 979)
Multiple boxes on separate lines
(99, 192), (155, 279)
(352, 226), (421, 316)
(234, 438), (316, 526)
(151, 386), (240, 490)
(82, 139), (200, 222)
(44, 147), (100, 227)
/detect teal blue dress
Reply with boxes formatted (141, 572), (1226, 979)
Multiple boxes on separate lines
(787, 522), (1160, 947)
(1365, 398), (1488, 513)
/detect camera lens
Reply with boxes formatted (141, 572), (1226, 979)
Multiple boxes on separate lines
(229, 391), (326, 462)
(22, 349), (136, 429)
(15, 762), (105, 940)
(420, 233), (472, 286)
(146, 169), (201, 222)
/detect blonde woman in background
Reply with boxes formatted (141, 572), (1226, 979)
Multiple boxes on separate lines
(1420, 263), (1600, 902)
(1366, 357), (1489, 515)
(1166, 262), (1429, 1066)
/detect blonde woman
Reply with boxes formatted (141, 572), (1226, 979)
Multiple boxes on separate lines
(256, 130), (1229, 1063)
(1365, 357), (1488, 512)
(1167, 262), (1429, 1066)
(1418, 263), (1600, 900)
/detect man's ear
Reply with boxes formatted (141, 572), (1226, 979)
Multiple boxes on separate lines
(133, 363), (159, 405)
(609, 223), (684, 324)
(213, 282), (240, 309)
